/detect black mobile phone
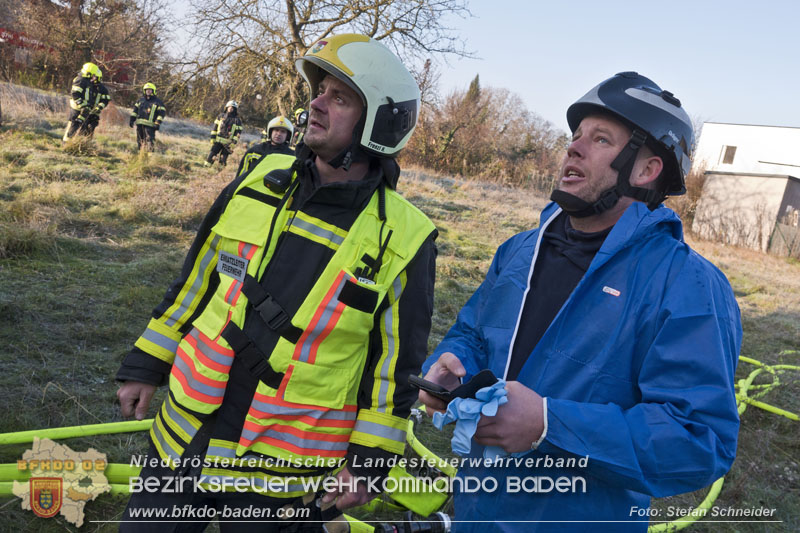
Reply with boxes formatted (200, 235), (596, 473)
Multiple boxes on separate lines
(408, 369), (499, 403)
(408, 375), (454, 402)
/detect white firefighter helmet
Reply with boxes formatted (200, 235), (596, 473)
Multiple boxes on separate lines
(295, 34), (419, 158)
(267, 115), (294, 138)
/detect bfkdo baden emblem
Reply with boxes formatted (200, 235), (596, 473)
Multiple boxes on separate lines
(30, 477), (63, 518)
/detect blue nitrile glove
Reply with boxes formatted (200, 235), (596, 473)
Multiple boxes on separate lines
(432, 380), (509, 457)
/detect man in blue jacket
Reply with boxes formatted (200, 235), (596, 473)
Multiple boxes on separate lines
(419, 72), (742, 532)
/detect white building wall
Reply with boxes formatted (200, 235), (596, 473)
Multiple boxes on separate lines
(692, 173), (788, 251)
(694, 122), (800, 175)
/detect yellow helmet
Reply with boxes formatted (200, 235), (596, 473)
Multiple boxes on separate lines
(294, 108), (305, 120)
(296, 34), (419, 158)
(143, 82), (157, 95)
(267, 116), (294, 138)
(80, 62), (100, 78)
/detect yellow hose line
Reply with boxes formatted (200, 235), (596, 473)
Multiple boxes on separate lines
(0, 481), (130, 496)
(647, 478), (725, 533)
(736, 361), (800, 419)
(647, 353), (798, 533)
(0, 419), (154, 445)
(738, 355), (763, 366)
(0, 463), (141, 484)
(1, 353), (796, 530)
(736, 396), (799, 421)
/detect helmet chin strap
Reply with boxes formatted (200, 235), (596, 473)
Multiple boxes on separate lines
(550, 129), (664, 218)
(325, 112), (368, 171)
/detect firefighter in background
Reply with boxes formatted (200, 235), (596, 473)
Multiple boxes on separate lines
(63, 62), (110, 141)
(239, 115), (294, 175)
(290, 106), (307, 148)
(204, 100), (242, 167)
(129, 82), (166, 151)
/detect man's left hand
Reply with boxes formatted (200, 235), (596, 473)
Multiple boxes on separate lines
(321, 466), (375, 510)
(474, 381), (545, 453)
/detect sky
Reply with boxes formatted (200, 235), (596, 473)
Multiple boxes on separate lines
(169, 0), (800, 135)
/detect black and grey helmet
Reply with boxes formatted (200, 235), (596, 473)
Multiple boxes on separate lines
(566, 71), (694, 195)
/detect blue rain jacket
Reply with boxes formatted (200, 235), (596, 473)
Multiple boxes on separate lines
(424, 202), (742, 532)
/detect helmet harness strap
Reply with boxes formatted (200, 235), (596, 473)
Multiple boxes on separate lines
(325, 109), (368, 171)
(551, 129), (663, 217)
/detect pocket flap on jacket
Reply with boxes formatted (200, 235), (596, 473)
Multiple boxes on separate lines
(212, 194), (274, 246)
(282, 362), (352, 410)
(338, 278), (380, 313)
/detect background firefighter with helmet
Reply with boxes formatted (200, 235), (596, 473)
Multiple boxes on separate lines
(116, 33), (436, 529)
(129, 82), (166, 151)
(290, 106), (308, 148)
(205, 99), (242, 167)
(237, 114), (295, 176)
(63, 62), (110, 141)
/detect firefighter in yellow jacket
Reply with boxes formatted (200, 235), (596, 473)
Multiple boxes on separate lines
(63, 62), (110, 141)
(290, 107), (308, 149)
(238, 115), (295, 177)
(116, 33), (436, 530)
(205, 100), (243, 167)
(129, 82), (166, 151)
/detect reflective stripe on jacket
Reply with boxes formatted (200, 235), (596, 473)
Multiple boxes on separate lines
(69, 76), (92, 111)
(211, 113), (242, 145)
(131, 96), (166, 127)
(70, 75), (109, 114)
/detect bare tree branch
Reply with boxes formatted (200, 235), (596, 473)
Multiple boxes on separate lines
(182, 0), (473, 124)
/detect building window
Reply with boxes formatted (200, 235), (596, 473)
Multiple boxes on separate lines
(721, 145), (737, 164)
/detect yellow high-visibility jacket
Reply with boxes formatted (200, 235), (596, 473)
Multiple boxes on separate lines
(131, 95), (166, 128)
(210, 112), (242, 145)
(69, 75), (110, 115)
(118, 153), (437, 496)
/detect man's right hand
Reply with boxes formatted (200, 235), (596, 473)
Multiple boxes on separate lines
(417, 352), (466, 414)
(117, 381), (157, 420)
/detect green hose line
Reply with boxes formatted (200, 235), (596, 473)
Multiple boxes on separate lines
(646, 354), (798, 533)
(736, 362), (800, 419)
(647, 478), (725, 533)
(737, 396), (799, 420)
(1, 352), (796, 531)
(0, 463), (141, 484)
(0, 419), (154, 445)
(0, 481), (131, 497)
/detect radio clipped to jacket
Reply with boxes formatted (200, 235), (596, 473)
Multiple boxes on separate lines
(263, 168), (293, 193)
